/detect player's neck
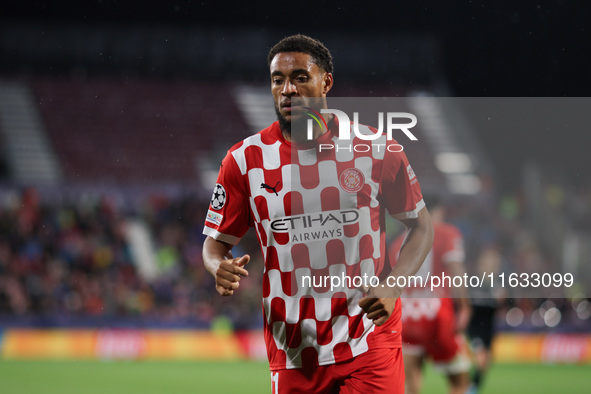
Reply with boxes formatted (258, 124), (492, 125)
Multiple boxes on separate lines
(281, 114), (333, 142)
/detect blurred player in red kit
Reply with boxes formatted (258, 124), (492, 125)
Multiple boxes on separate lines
(202, 34), (433, 393)
(389, 196), (471, 394)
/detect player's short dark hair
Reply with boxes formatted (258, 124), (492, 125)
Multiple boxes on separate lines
(268, 34), (334, 74)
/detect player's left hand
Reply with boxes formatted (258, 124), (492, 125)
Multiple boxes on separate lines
(358, 285), (398, 326)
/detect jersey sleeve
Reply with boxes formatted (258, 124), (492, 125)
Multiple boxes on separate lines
(203, 150), (251, 245)
(379, 143), (424, 220)
(441, 225), (465, 264)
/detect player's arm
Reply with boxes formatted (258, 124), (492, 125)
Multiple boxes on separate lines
(360, 206), (433, 325)
(203, 236), (250, 297)
(442, 226), (472, 332)
(391, 205), (434, 289)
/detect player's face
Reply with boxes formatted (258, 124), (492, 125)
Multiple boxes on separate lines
(270, 52), (333, 128)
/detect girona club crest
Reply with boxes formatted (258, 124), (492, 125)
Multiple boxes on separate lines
(339, 168), (365, 193)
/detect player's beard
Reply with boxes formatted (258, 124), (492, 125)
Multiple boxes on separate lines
(275, 98), (325, 142)
(275, 105), (291, 135)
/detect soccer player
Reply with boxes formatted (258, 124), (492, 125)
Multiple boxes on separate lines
(467, 245), (504, 393)
(202, 34), (433, 393)
(388, 196), (471, 394)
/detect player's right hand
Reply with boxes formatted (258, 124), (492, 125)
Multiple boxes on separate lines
(358, 285), (399, 326)
(215, 255), (250, 296)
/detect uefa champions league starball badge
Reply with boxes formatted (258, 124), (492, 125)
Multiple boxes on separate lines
(210, 183), (226, 210)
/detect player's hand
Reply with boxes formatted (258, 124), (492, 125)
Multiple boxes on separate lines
(358, 285), (398, 326)
(215, 255), (250, 296)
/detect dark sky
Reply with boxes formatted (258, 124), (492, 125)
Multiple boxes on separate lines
(3, 0), (589, 97)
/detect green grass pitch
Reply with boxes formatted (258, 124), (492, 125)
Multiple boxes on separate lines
(0, 360), (589, 393)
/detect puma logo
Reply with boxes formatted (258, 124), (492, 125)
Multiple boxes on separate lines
(261, 181), (280, 196)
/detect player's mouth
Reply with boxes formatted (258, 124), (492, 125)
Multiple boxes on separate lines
(281, 100), (301, 111)
(282, 105), (305, 116)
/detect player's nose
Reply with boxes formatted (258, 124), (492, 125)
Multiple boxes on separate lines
(281, 80), (297, 96)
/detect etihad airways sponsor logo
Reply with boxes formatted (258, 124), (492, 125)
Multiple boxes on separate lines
(270, 209), (360, 243)
(270, 209), (360, 232)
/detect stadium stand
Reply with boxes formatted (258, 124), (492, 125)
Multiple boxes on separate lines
(0, 185), (263, 329)
(0, 74), (588, 335)
(0, 23), (588, 369)
(32, 78), (249, 183)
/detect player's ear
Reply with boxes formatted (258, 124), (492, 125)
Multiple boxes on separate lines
(322, 73), (333, 94)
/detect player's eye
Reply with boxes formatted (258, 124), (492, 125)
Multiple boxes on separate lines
(273, 78), (284, 85)
(295, 76), (308, 83)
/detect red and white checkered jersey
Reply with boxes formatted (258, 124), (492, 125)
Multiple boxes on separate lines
(204, 119), (424, 370)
